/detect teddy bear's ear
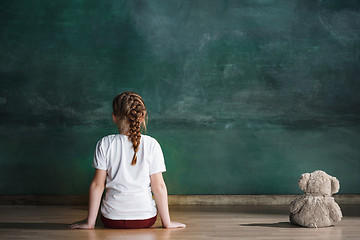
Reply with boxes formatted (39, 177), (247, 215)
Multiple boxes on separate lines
(331, 177), (340, 194)
(298, 173), (310, 192)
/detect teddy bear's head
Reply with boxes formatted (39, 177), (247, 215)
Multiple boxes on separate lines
(298, 170), (340, 195)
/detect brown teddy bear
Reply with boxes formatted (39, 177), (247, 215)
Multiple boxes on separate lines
(289, 170), (342, 228)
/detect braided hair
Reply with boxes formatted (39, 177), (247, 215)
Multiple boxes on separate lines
(112, 92), (147, 165)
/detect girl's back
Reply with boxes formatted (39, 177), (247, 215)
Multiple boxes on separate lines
(93, 134), (165, 220)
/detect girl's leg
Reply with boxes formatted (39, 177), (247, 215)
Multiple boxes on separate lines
(101, 215), (157, 229)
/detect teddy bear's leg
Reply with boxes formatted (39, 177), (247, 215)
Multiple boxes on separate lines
(289, 214), (297, 225)
(328, 202), (343, 223)
(289, 213), (296, 225)
(289, 213), (304, 227)
(290, 213), (318, 228)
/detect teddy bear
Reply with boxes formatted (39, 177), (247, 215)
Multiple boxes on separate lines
(289, 170), (342, 228)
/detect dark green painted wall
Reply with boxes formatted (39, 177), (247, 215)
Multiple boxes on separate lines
(1, 0), (359, 195)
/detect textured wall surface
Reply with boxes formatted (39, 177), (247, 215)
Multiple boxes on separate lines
(0, 0), (359, 194)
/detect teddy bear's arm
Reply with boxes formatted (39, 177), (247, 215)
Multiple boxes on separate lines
(289, 195), (306, 214)
(327, 201), (342, 222)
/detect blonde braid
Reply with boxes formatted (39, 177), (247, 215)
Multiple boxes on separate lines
(128, 98), (143, 165)
(113, 92), (147, 165)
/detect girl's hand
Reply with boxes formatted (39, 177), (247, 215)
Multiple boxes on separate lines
(163, 221), (186, 229)
(68, 219), (95, 230)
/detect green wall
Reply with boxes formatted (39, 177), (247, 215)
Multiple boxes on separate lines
(1, 0), (359, 195)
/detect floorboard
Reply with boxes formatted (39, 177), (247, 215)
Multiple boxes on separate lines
(0, 205), (359, 239)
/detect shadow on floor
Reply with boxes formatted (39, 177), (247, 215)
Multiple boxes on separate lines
(240, 222), (300, 228)
(0, 222), (70, 230)
(173, 205), (290, 215)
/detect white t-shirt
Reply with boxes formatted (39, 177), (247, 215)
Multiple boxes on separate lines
(93, 134), (166, 220)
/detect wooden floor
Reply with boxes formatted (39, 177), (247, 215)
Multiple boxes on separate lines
(0, 205), (359, 240)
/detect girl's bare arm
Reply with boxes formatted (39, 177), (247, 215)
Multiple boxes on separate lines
(69, 169), (106, 229)
(150, 172), (186, 229)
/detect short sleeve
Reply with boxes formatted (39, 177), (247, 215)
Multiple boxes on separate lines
(93, 138), (107, 170)
(149, 140), (166, 175)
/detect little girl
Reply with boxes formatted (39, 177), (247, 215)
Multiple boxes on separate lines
(69, 92), (185, 229)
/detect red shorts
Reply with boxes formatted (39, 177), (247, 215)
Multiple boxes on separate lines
(101, 214), (157, 229)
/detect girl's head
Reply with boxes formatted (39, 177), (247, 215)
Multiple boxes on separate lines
(112, 92), (147, 165)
